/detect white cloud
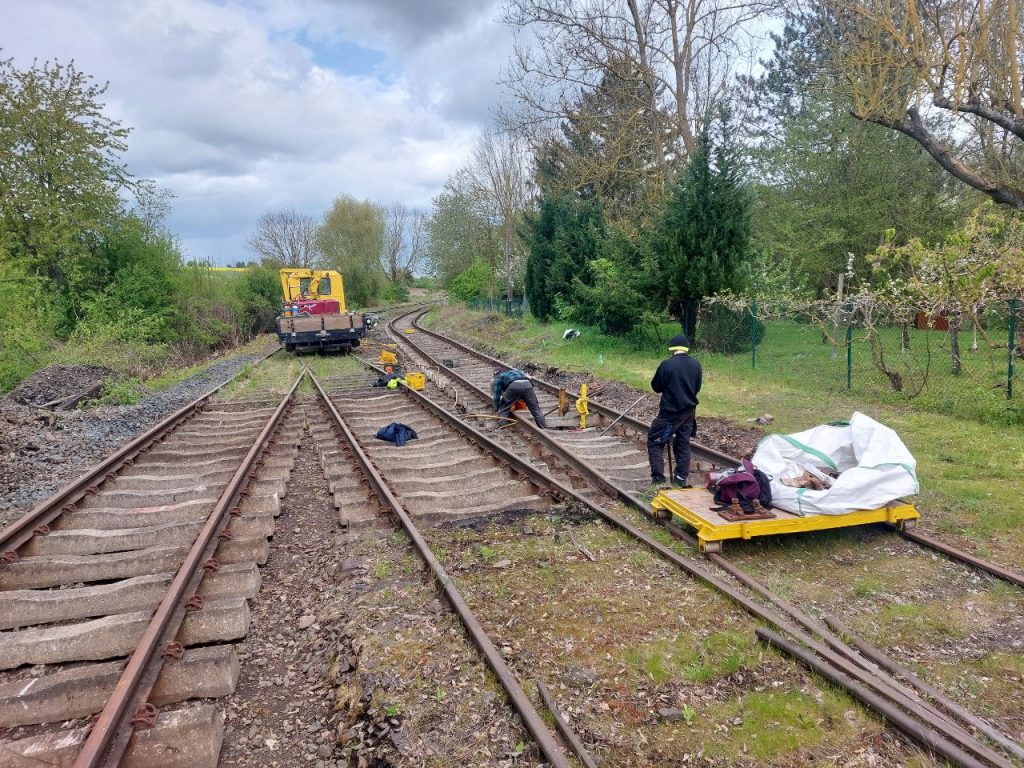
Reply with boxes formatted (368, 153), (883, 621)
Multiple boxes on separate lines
(2, 0), (510, 263)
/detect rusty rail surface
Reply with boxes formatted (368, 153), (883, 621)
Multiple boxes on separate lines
(389, 308), (1024, 767)
(308, 370), (572, 768)
(0, 346), (279, 560)
(72, 372), (301, 768)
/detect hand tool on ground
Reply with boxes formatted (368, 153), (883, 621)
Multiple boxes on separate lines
(598, 394), (647, 436)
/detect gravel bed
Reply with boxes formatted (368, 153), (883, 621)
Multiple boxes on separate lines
(0, 347), (276, 527)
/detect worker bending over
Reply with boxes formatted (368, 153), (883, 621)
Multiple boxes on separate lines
(648, 334), (702, 486)
(492, 368), (547, 429)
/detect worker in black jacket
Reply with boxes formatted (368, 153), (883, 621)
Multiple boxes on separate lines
(648, 334), (702, 486)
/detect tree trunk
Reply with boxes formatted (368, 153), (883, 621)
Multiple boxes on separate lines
(503, 220), (514, 312)
(901, 322), (911, 352)
(949, 313), (962, 375)
(681, 298), (697, 340)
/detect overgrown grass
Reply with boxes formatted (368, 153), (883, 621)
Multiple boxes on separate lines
(424, 305), (1024, 561)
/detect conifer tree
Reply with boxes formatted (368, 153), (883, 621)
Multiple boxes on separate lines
(656, 105), (751, 337)
(524, 193), (604, 321)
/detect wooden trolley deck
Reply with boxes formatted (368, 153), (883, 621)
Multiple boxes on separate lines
(652, 488), (919, 552)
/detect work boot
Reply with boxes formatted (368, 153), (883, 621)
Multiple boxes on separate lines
(672, 474), (693, 489)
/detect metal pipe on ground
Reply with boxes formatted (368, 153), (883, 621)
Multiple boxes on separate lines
(823, 614), (1024, 761)
(756, 628), (990, 768)
(308, 371), (572, 768)
(534, 678), (599, 768)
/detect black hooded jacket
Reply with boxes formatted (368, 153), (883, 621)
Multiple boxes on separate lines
(651, 352), (702, 418)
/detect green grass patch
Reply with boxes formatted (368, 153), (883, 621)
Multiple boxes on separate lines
(624, 629), (760, 685)
(702, 688), (861, 760)
(872, 602), (970, 645)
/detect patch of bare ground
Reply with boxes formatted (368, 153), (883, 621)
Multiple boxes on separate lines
(425, 508), (933, 766)
(220, 397), (537, 768)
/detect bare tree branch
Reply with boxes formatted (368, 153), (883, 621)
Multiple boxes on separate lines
(246, 209), (320, 266)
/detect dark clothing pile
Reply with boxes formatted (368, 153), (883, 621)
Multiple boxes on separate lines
(375, 422), (418, 446)
(650, 353), (702, 419)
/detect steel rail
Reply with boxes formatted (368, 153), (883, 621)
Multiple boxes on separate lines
(388, 310), (1022, 766)
(0, 346), (280, 559)
(823, 614), (1024, 761)
(757, 628), (990, 768)
(406, 309), (738, 466)
(899, 528), (1024, 588)
(307, 370), (572, 768)
(534, 677), (599, 768)
(374, 351), (1011, 765)
(73, 372), (302, 768)
(407, 308), (1024, 590)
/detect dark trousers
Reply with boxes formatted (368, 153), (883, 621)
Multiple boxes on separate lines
(499, 379), (547, 428)
(647, 411), (695, 484)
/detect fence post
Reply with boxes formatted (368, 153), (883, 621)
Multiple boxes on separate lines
(846, 322), (853, 390)
(751, 298), (757, 370)
(1010, 299), (1018, 400)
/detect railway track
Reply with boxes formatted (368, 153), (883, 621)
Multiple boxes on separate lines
(378, 306), (1024, 768)
(2, 307), (1021, 767)
(0, 354), (304, 767)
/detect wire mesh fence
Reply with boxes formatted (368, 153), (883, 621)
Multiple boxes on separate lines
(454, 296), (1022, 424)
(708, 298), (1023, 424)
(465, 296), (525, 317)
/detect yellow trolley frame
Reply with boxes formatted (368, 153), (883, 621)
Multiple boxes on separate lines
(652, 488), (919, 553)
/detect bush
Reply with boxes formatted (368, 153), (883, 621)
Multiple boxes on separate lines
(698, 303), (765, 353)
(380, 279), (411, 303)
(448, 259), (496, 301)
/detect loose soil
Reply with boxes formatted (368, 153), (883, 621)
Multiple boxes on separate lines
(5, 364), (112, 407)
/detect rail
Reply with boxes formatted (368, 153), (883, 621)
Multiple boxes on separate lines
(0, 346), (279, 560)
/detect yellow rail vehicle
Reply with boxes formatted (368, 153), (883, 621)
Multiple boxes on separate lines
(276, 269), (367, 353)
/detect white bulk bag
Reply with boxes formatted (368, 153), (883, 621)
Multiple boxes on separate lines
(751, 412), (918, 516)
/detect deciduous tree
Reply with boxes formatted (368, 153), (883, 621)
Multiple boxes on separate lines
(0, 56), (134, 320)
(822, 0), (1024, 209)
(246, 209), (320, 267)
(316, 195), (385, 308)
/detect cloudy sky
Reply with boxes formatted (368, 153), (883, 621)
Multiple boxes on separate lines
(3, 0), (512, 263)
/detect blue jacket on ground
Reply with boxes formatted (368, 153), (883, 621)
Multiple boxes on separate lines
(492, 369), (528, 409)
(375, 422), (418, 447)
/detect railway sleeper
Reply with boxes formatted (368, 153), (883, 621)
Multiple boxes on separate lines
(0, 562), (260, 630)
(0, 644), (239, 728)
(0, 702), (224, 768)
(0, 536), (269, 590)
(0, 597), (250, 670)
